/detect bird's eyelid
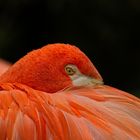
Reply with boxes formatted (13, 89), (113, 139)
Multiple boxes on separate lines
(65, 64), (78, 71)
(65, 64), (78, 76)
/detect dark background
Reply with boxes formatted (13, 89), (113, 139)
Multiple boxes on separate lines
(0, 0), (140, 97)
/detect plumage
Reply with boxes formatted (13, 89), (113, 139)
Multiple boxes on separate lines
(0, 59), (11, 75)
(0, 43), (140, 140)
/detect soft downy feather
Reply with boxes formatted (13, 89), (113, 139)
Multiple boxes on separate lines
(0, 83), (140, 140)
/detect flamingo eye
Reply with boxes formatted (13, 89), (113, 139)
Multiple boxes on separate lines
(65, 65), (76, 76)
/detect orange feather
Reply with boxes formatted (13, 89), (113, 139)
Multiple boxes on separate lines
(0, 83), (140, 140)
(0, 59), (11, 75)
(0, 44), (140, 140)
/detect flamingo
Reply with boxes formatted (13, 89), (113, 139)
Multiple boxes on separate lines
(0, 43), (140, 140)
(0, 59), (11, 75)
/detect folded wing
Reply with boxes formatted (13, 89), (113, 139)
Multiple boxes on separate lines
(0, 83), (140, 140)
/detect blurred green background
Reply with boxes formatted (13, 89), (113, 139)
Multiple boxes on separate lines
(0, 0), (140, 97)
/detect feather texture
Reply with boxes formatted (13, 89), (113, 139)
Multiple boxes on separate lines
(0, 83), (140, 140)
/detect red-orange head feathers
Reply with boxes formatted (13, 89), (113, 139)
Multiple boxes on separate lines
(0, 43), (103, 93)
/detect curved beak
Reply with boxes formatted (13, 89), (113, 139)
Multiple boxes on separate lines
(72, 74), (104, 87)
(91, 77), (104, 85)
